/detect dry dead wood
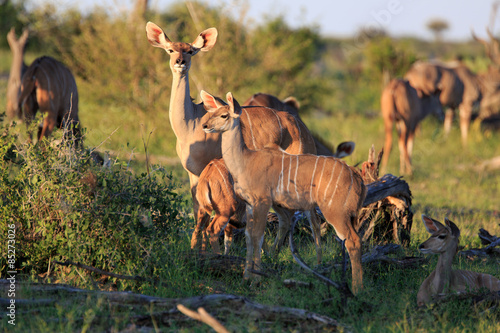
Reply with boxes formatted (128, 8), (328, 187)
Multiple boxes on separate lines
(459, 227), (500, 257)
(0, 279), (345, 332)
(358, 145), (413, 246)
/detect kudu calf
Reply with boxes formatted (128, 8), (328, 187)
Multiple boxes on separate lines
(417, 215), (500, 307)
(243, 92), (356, 157)
(195, 158), (246, 255)
(201, 90), (366, 294)
(380, 78), (443, 175)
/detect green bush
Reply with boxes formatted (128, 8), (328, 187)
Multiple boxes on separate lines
(0, 119), (187, 278)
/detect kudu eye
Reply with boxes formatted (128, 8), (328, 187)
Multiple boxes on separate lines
(221, 114), (228, 119)
(437, 235), (446, 239)
(167, 49), (174, 54)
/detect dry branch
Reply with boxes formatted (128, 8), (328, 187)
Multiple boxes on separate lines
(177, 304), (230, 333)
(0, 279), (345, 332)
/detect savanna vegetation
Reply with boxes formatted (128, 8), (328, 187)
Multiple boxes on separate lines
(0, 0), (499, 332)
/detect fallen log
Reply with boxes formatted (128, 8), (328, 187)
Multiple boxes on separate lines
(0, 279), (346, 332)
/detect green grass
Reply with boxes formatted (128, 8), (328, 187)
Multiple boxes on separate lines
(1, 47), (500, 332)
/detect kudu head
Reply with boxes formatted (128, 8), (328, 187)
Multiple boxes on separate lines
(145, 22), (217, 75)
(418, 215), (460, 255)
(416, 89), (445, 122)
(200, 90), (241, 134)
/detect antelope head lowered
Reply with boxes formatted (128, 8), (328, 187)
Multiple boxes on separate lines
(417, 215), (500, 306)
(201, 90), (366, 294)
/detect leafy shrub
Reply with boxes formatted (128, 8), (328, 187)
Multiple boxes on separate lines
(0, 119), (188, 278)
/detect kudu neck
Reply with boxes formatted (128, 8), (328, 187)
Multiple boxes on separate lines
(169, 69), (199, 134)
(220, 117), (247, 174)
(434, 243), (457, 292)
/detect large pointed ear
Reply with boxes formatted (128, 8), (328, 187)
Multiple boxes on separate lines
(444, 218), (460, 238)
(226, 92), (242, 117)
(421, 214), (444, 234)
(146, 22), (172, 49)
(192, 28), (218, 51)
(335, 141), (355, 158)
(200, 90), (224, 112)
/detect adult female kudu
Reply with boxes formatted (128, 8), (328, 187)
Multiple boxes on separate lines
(243, 92), (356, 157)
(201, 90), (366, 294)
(380, 78), (443, 175)
(417, 215), (500, 306)
(7, 28), (81, 144)
(145, 22), (317, 250)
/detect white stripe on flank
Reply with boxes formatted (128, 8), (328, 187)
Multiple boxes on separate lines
(243, 109), (257, 149)
(316, 157), (327, 199)
(342, 167), (354, 209)
(214, 162), (230, 194)
(287, 154), (293, 193)
(310, 156), (320, 203)
(323, 160), (338, 199)
(294, 155), (300, 200)
(328, 164), (344, 207)
(269, 109), (283, 144)
(276, 151), (285, 194)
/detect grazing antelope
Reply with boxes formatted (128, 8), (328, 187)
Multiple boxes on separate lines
(417, 215), (500, 307)
(18, 56), (81, 144)
(404, 61), (466, 142)
(145, 22), (317, 251)
(200, 90), (366, 294)
(195, 158), (246, 255)
(380, 78), (443, 175)
(7, 28), (81, 144)
(244, 92), (356, 157)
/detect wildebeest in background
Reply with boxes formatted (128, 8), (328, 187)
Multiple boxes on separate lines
(6, 28), (81, 146)
(380, 78), (443, 175)
(243, 93), (356, 157)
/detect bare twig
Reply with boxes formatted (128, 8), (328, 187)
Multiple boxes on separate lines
(289, 217), (354, 298)
(177, 304), (230, 333)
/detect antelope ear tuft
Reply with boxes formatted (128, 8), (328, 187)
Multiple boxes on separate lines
(146, 22), (172, 49)
(444, 218), (461, 238)
(200, 90), (218, 112)
(421, 214), (443, 234)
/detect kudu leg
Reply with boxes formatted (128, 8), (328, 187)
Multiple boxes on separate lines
(459, 105), (471, 145)
(244, 204), (270, 280)
(192, 210), (211, 251)
(381, 120), (394, 174)
(38, 112), (57, 141)
(206, 215), (230, 255)
(305, 209), (322, 265)
(443, 108), (454, 137)
(271, 206), (293, 255)
(322, 209), (363, 295)
(397, 122), (412, 175)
